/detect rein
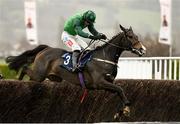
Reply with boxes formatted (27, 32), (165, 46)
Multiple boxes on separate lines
(82, 34), (133, 66)
(87, 36), (129, 66)
(100, 39), (130, 50)
(92, 38), (124, 66)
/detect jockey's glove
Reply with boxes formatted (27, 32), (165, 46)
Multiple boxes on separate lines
(89, 35), (101, 40)
(99, 33), (107, 40)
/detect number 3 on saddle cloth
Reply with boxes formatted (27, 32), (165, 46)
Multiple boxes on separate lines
(61, 50), (93, 72)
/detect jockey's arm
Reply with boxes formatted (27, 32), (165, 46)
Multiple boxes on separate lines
(73, 19), (90, 38)
(88, 24), (99, 36)
(74, 26), (90, 38)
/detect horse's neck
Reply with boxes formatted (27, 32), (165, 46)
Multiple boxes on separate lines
(95, 33), (124, 63)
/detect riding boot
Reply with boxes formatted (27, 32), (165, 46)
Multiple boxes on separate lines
(72, 50), (80, 72)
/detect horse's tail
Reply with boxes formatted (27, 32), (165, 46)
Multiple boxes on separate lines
(6, 44), (49, 72)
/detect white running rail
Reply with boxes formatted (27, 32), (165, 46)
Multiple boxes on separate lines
(116, 57), (180, 80)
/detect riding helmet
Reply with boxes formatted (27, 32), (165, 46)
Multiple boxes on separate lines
(83, 10), (96, 23)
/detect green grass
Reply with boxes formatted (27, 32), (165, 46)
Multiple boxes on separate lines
(0, 59), (6, 64)
(0, 64), (17, 79)
(0, 59), (30, 80)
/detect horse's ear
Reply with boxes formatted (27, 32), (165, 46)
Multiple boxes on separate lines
(129, 26), (132, 30)
(119, 24), (126, 32)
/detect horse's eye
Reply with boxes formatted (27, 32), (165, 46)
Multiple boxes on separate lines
(128, 36), (133, 39)
(135, 35), (138, 39)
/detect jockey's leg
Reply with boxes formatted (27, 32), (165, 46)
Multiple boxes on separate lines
(61, 31), (82, 72)
(72, 50), (80, 72)
(61, 31), (81, 50)
(76, 36), (91, 51)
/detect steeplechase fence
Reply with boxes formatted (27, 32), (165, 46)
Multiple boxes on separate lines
(116, 57), (180, 80)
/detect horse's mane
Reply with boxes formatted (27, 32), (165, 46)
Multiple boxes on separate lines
(110, 32), (123, 41)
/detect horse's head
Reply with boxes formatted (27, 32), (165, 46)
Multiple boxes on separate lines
(119, 25), (146, 56)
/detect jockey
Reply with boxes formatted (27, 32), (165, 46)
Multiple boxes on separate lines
(61, 10), (107, 72)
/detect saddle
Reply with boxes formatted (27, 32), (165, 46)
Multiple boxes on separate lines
(61, 50), (93, 72)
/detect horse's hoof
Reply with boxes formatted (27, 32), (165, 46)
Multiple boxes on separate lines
(0, 74), (3, 79)
(113, 113), (119, 120)
(123, 106), (130, 116)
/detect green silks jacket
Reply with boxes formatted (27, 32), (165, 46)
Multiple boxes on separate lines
(64, 12), (99, 38)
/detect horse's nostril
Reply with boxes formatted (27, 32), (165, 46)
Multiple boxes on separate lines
(140, 48), (146, 54)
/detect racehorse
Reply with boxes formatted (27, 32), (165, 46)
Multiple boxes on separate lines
(6, 25), (146, 119)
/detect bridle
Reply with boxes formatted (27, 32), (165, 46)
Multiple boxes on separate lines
(99, 33), (138, 52)
(94, 33), (144, 65)
(84, 33), (142, 66)
(101, 37), (144, 57)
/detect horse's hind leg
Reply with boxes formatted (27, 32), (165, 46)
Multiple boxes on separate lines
(21, 64), (46, 82)
(18, 64), (28, 80)
(19, 72), (25, 80)
(47, 74), (63, 82)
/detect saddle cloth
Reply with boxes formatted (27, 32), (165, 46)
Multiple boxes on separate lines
(61, 50), (93, 72)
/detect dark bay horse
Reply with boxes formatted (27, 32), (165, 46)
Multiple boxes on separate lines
(6, 25), (146, 119)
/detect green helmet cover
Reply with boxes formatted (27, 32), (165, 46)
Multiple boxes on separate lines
(83, 10), (96, 23)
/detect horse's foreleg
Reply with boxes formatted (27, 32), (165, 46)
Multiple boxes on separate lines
(89, 80), (130, 105)
(86, 80), (130, 118)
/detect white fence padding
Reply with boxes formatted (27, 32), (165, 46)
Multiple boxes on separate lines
(116, 57), (180, 80)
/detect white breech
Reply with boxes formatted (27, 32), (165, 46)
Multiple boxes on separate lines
(61, 31), (91, 51)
